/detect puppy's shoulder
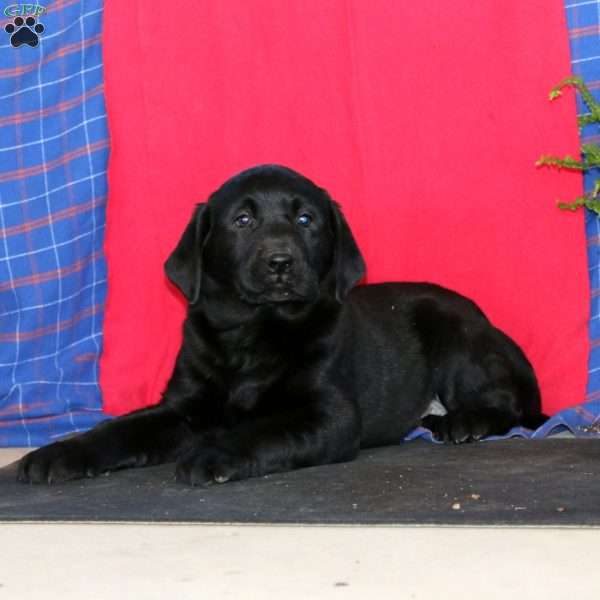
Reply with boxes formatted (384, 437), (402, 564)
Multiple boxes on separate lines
(346, 281), (441, 307)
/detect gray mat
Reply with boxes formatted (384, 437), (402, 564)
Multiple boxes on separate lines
(1, 439), (599, 525)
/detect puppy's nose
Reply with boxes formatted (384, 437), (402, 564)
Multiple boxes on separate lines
(268, 253), (293, 274)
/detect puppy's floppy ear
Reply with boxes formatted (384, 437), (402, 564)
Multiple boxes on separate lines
(330, 200), (366, 302)
(164, 203), (210, 305)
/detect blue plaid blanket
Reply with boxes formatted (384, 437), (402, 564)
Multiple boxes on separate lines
(1, 1), (600, 447)
(0, 0), (110, 446)
(566, 1), (600, 403)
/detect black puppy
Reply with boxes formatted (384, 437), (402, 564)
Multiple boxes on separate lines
(18, 165), (546, 485)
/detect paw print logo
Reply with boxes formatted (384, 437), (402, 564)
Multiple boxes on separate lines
(4, 16), (45, 48)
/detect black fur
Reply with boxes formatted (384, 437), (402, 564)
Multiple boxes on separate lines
(18, 165), (545, 486)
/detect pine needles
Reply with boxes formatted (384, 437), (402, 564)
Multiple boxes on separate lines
(536, 77), (600, 215)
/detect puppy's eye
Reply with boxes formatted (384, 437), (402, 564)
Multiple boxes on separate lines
(234, 213), (253, 228)
(297, 213), (313, 227)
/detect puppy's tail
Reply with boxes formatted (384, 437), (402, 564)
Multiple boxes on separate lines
(520, 412), (550, 431)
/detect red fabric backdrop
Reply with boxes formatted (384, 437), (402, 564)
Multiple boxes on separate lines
(101, 0), (589, 416)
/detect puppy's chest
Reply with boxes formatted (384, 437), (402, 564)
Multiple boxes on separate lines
(212, 338), (293, 417)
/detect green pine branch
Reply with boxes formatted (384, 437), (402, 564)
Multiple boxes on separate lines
(538, 77), (600, 215)
(583, 143), (600, 168)
(557, 194), (600, 214)
(536, 154), (586, 170)
(548, 76), (600, 126)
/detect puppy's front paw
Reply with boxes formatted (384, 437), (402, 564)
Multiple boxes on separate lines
(17, 441), (98, 484)
(175, 447), (250, 486)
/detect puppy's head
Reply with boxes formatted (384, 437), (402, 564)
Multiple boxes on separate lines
(165, 165), (365, 308)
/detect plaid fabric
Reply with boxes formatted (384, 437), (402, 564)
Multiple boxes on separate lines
(565, 1), (600, 403)
(0, 0), (110, 446)
(1, 1), (598, 448)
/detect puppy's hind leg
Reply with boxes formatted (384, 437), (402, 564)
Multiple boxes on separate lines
(423, 375), (548, 444)
(423, 325), (546, 443)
